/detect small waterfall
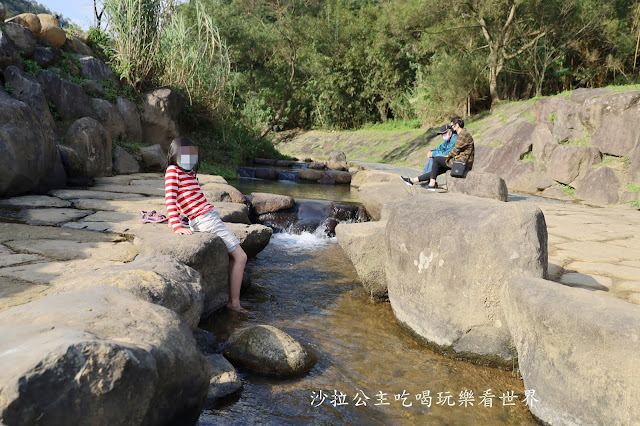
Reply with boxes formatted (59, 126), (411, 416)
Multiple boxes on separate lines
(255, 199), (368, 237)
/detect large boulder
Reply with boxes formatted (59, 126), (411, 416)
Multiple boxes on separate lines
(505, 162), (554, 194)
(327, 150), (347, 170)
(335, 221), (388, 300)
(223, 325), (316, 377)
(63, 33), (93, 56)
(546, 145), (602, 185)
(249, 192), (295, 215)
(4, 66), (55, 131)
(0, 287), (211, 425)
(2, 22), (36, 56)
(631, 140), (640, 182)
(225, 223), (273, 258)
(37, 69), (97, 121)
(140, 88), (184, 150)
(49, 255), (204, 330)
(57, 145), (85, 178)
(31, 46), (55, 67)
(475, 119), (535, 175)
(116, 97), (143, 142)
(214, 202), (250, 224)
(351, 170), (399, 188)
(579, 91), (640, 132)
(298, 168), (324, 182)
(502, 277), (640, 425)
(534, 97), (587, 142)
(139, 144), (166, 171)
(324, 170), (351, 184)
(134, 227), (229, 317)
(93, 98), (126, 141)
(37, 15), (66, 48)
(201, 183), (246, 204)
(0, 88), (65, 197)
(574, 166), (621, 204)
(358, 182), (430, 221)
(0, 29), (23, 70)
(530, 123), (557, 162)
(75, 54), (117, 83)
(591, 107), (640, 157)
(6, 13), (41, 35)
(385, 194), (548, 366)
(204, 355), (242, 408)
(64, 117), (113, 178)
(112, 146), (140, 175)
(445, 170), (508, 201)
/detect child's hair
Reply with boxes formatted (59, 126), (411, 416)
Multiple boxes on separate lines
(166, 137), (200, 174)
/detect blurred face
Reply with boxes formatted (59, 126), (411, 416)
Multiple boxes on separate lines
(452, 123), (460, 133)
(178, 146), (198, 171)
(442, 130), (452, 141)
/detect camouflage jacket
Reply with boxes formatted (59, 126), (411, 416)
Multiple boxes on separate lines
(446, 128), (474, 169)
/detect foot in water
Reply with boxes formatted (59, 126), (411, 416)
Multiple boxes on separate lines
(227, 302), (249, 314)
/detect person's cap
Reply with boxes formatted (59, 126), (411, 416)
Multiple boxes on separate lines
(436, 124), (452, 134)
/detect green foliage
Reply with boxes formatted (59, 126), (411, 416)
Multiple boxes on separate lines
(359, 119), (421, 131)
(113, 137), (145, 158)
(3, 83), (14, 94)
(100, 79), (136, 103)
(23, 59), (41, 77)
(629, 200), (640, 208)
(157, 1), (230, 111)
(627, 184), (640, 192)
(559, 183), (575, 196)
(104, 0), (172, 89)
(48, 101), (60, 121)
(521, 112), (536, 124)
(520, 151), (537, 162)
(548, 113), (556, 123)
(560, 136), (591, 146)
(87, 27), (114, 62)
(485, 140), (504, 147)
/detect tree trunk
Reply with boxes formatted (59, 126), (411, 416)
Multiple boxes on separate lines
(489, 52), (501, 107)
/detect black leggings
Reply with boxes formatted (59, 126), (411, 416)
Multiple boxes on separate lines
(417, 156), (450, 182)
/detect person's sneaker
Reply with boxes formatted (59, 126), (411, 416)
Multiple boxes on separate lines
(426, 185), (437, 191)
(400, 176), (414, 186)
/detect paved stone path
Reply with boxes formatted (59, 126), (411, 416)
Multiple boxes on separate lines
(0, 173), (264, 311)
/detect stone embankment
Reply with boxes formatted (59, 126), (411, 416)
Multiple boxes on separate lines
(0, 173), (275, 423)
(337, 167), (640, 425)
(1, 11), (186, 198)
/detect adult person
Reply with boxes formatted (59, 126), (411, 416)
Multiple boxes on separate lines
(400, 123), (456, 185)
(424, 116), (474, 190)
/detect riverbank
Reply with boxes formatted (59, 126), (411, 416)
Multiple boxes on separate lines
(336, 164), (640, 425)
(0, 172), (273, 423)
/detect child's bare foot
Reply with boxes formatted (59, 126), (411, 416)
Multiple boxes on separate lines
(226, 302), (248, 314)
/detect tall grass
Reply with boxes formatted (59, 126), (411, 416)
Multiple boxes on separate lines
(159, 1), (231, 111)
(104, 0), (174, 89)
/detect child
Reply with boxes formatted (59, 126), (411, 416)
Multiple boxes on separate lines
(165, 137), (248, 313)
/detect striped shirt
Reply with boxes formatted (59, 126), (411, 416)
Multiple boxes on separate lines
(165, 165), (214, 231)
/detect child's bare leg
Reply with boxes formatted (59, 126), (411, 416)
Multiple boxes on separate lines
(227, 245), (248, 312)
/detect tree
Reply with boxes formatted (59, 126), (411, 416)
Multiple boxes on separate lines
(452, 0), (546, 107)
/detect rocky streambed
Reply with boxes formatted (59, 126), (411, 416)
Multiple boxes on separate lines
(338, 168), (640, 425)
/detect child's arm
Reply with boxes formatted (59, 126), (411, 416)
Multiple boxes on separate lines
(164, 166), (184, 232)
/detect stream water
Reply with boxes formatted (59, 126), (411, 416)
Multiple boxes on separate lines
(198, 179), (536, 425)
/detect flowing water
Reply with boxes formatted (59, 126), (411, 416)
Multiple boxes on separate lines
(198, 179), (536, 425)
